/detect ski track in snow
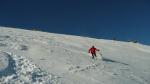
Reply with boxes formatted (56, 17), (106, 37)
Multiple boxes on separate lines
(0, 27), (149, 84)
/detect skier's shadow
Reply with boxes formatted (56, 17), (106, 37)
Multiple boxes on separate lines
(102, 57), (129, 65)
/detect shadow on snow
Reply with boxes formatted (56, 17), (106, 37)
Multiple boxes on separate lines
(102, 57), (129, 65)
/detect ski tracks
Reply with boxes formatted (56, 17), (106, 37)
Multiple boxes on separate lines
(68, 59), (104, 73)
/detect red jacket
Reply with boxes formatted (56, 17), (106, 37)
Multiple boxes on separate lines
(88, 47), (99, 54)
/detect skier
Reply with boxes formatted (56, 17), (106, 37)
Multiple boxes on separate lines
(88, 46), (100, 59)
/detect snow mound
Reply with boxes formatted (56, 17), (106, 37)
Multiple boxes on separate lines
(0, 52), (14, 76)
(0, 52), (59, 84)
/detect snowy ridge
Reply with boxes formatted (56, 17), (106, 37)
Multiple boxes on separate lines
(0, 27), (150, 84)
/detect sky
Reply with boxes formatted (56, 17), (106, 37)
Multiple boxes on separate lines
(0, 0), (150, 45)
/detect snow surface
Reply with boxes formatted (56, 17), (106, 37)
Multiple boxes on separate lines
(0, 27), (150, 84)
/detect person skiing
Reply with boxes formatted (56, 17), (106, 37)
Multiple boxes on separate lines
(88, 46), (100, 59)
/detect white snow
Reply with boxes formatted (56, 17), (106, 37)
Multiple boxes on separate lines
(0, 27), (150, 84)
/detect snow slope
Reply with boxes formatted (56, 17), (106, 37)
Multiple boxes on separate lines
(0, 27), (150, 84)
